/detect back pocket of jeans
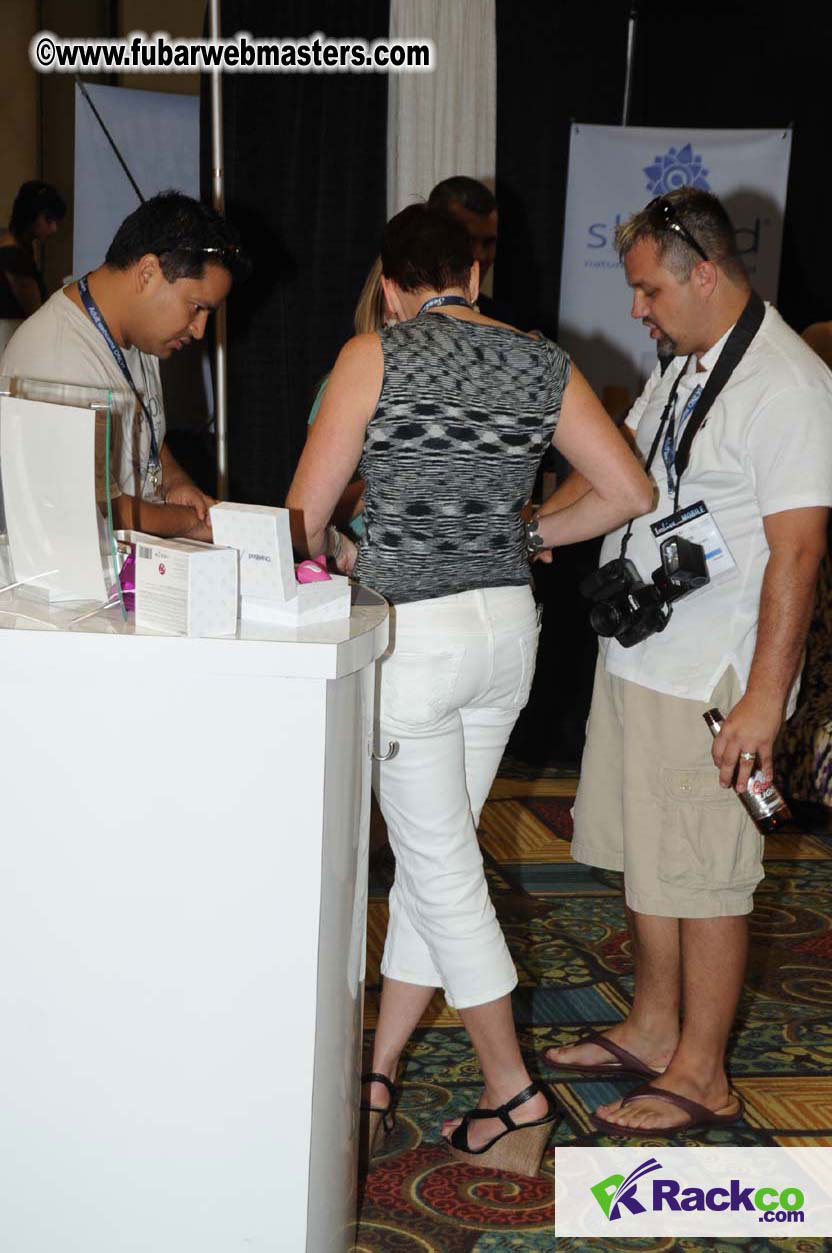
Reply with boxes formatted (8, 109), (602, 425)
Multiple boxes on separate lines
(380, 646), (465, 727)
(510, 625), (541, 709)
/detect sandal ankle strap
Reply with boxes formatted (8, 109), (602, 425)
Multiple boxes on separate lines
(448, 1081), (558, 1154)
(360, 1072), (397, 1132)
(458, 1081), (551, 1133)
(361, 1072), (397, 1099)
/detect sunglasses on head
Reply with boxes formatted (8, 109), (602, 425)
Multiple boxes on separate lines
(193, 245), (243, 269)
(158, 243), (249, 281)
(646, 196), (709, 263)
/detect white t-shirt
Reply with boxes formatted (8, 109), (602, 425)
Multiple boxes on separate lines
(0, 288), (165, 499)
(599, 304), (832, 706)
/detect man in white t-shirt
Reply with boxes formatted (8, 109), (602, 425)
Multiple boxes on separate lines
(532, 189), (832, 1135)
(1, 190), (248, 539)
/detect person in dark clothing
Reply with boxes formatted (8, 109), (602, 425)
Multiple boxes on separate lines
(0, 181), (66, 319)
(427, 175), (523, 327)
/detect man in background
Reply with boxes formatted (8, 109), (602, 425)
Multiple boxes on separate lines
(428, 176), (519, 325)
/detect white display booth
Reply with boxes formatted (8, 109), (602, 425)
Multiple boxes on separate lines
(0, 385), (389, 1250)
(0, 586), (388, 1253)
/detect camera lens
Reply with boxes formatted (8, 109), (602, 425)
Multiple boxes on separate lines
(589, 602), (623, 637)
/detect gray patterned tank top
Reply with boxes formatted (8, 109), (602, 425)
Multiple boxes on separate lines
(353, 314), (570, 604)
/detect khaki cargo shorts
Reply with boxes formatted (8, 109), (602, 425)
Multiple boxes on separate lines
(571, 659), (764, 917)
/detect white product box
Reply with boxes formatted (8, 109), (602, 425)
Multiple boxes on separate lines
(241, 576), (352, 627)
(209, 502), (295, 602)
(133, 533), (238, 637)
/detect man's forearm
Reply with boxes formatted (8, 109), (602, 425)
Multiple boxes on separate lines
(745, 548), (823, 713)
(710, 509), (828, 791)
(160, 443), (194, 495)
(112, 493), (201, 538)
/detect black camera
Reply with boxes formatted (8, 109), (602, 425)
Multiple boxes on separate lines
(580, 534), (710, 648)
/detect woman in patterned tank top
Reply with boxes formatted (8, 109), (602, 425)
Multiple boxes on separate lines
(287, 206), (652, 1176)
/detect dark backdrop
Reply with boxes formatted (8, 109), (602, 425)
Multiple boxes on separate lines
(196, 0), (389, 505)
(494, 0), (829, 339)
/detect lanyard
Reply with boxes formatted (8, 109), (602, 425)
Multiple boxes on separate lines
(662, 380), (702, 497)
(78, 275), (161, 475)
(418, 295), (473, 315)
(619, 290), (766, 554)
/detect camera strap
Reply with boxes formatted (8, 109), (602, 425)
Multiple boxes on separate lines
(671, 289), (765, 509)
(620, 289), (765, 553)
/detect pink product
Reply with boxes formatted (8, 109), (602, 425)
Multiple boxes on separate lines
(118, 547), (136, 610)
(295, 555), (331, 583)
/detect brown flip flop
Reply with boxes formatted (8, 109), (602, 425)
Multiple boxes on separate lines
(591, 1082), (744, 1137)
(544, 1032), (662, 1080)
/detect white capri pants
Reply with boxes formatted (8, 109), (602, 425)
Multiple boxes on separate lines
(375, 584), (540, 1010)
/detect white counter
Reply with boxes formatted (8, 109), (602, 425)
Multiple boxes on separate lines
(0, 587), (389, 1253)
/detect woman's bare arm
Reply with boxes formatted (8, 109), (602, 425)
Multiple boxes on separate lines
(286, 333), (383, 556)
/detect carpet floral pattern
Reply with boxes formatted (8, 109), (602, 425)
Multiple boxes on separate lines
(351, 772), (832, 1252)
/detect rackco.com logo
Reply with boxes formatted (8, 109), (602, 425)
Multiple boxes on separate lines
(591, 1157), (806, 1225)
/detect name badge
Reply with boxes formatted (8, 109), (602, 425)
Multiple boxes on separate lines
(650, 499), (737, 584)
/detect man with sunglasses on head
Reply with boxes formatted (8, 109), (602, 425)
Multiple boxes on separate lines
(534, 187), (832, 1136)
(1, 190), (249, 540)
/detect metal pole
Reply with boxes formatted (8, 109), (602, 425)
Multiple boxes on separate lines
(76, 75), (145, 203)
(209, 0), (228, 500)
(621, 4), (638, 126)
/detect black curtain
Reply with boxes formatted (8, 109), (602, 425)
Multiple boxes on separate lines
(494, 2), (628, 340)
(200, 1), (389, 505)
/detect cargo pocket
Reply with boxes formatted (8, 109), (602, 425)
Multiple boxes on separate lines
(380, 645), (465, 728)
(658, 767), (763, 892)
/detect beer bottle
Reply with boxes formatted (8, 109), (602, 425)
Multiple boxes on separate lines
(703, 708), (793, 834)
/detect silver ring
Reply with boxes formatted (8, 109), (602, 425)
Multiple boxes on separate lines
(739, 751), (755, 762)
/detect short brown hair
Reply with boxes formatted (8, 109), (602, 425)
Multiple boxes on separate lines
(616, 188), (748, 285)
(381, 204), (473, 292)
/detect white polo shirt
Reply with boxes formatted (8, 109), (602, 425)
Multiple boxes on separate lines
(599, 303), (832, 706)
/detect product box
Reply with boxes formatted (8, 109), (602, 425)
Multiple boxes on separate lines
(209, 502), (295, 602)
(132, 533), (238, 637)
(241, 576), (352, 627)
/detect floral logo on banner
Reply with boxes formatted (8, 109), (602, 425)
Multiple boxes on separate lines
(644, 144), (710, 195)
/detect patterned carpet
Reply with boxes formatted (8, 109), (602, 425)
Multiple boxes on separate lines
(350, 769), (832, 1252)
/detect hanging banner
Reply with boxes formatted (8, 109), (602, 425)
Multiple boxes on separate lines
(557, 124), (792, 412)
(73, 82), (199, 278)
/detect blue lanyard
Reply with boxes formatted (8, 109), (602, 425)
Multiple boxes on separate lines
(418, 295), (472, 315)
(662, 381), (702, 497)
(78, 275), (161, 471)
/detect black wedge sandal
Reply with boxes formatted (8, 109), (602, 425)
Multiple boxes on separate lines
(360, 1071), (398, 1160)
(444, 1081), (559, 1177)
